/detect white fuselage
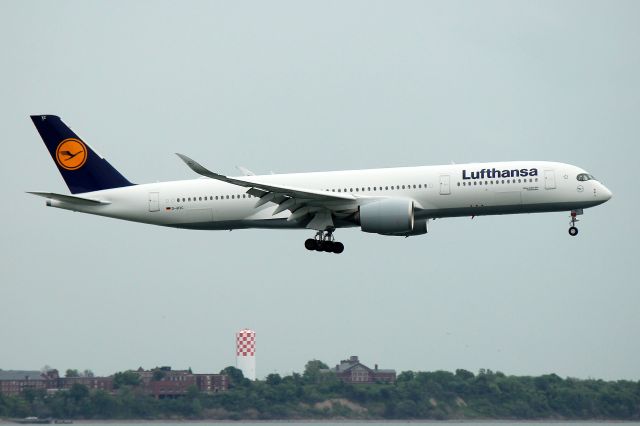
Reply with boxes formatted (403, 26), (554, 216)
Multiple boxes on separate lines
(44, 161), (612, 232)
(42, 161), (611, 230)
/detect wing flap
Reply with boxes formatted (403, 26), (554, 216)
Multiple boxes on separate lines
(175, 153), (366, 230)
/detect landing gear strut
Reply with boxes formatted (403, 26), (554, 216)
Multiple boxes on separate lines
(568, 209), (582, 236)
(304, 229), (344, 254)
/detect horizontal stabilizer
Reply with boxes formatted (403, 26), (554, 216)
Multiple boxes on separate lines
(27, 192), (110, 205)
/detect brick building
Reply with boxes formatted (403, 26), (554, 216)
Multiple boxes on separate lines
(135, 367), (228, 398)
(1, 367), (227, 398)
(0, 370), (55, 396)
(195, 373), (228, 393)
(324, 356), (396, 384)
(58, 376), (113, 391)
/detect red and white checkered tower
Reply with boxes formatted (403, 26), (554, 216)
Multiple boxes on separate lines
(235, 328), (256, 381)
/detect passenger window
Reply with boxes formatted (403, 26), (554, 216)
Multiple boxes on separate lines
(176, 198), (179, 202)
(474, 182), (477, 186)
(355, 188), (359, 192)
(457, 182), (460, 186)
(338, 189), (341, 192)
(402, 185), (405, 189)
(418, 184), (422, 188)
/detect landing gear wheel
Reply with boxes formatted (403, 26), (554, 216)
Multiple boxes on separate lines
(305, 229), (344, 254)
(304, 239), (317, 250)
(568, 210), (582, 237)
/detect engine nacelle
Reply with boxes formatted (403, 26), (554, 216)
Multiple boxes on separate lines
(359, 199), (415, 235)
(401, 219), (428, 236)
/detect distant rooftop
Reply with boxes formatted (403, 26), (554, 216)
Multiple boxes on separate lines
(0, 370), (44, 381)
(324, 356), (395, 374)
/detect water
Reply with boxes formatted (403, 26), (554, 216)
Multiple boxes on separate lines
(59, 423), (640, 426)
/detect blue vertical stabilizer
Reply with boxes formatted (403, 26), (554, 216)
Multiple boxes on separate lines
(31, 115), (134, 194)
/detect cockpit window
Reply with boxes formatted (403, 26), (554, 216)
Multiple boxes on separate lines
(577, 173), (596, 181)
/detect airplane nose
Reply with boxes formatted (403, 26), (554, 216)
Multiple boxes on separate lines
(600, 185), (612, 201)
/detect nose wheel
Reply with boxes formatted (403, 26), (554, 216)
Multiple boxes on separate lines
(304, 229), (344, 254)
(568, 209), (582, 236)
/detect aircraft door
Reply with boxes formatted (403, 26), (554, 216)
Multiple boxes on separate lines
(148, 192), (160, 212)
(544, 170), (556, 190)
(439, 175), (450, 195)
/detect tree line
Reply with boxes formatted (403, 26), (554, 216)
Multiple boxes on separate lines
(1, 362), (639, 420)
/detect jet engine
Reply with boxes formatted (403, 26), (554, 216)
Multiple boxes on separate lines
(359, 199), (427, 236)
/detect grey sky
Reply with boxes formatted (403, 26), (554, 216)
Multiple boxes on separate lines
(1, 0), (638, 380)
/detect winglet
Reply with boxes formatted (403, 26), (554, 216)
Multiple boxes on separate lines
(236, 166), (255, 176)
(175, 153), (214, 177)
(176, 153), (260, 187)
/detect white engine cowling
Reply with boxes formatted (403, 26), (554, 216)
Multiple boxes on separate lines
(359, 199), (415, 235)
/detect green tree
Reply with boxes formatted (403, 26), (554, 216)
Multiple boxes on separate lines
(65, 369), (80, 377)
(303, 360), (329, 383)
(69, 383), (90, 401)
(266, 373), (282, 386)
(113, 371), (141, 388)
(397, 371), (415, 383)
(91, 390), (118, 418)
(152, 370), (166, 381)
(455, 369), (475, 381)
(220, 366), (245, 387)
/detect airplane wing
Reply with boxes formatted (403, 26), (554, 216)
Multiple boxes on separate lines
(176, 153), (360, 230)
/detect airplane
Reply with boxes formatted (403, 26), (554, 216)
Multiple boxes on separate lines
(29, 115), (612, 254)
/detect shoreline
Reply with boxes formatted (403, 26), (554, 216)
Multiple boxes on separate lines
(3, 421), (640, 424)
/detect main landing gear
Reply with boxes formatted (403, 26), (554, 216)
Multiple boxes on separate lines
(568, 209), (583, 236)
(305, 229), (344, 254)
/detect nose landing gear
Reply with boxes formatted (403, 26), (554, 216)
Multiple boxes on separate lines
(304, 229), (344, 254)
(568, 209), (583, 236)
